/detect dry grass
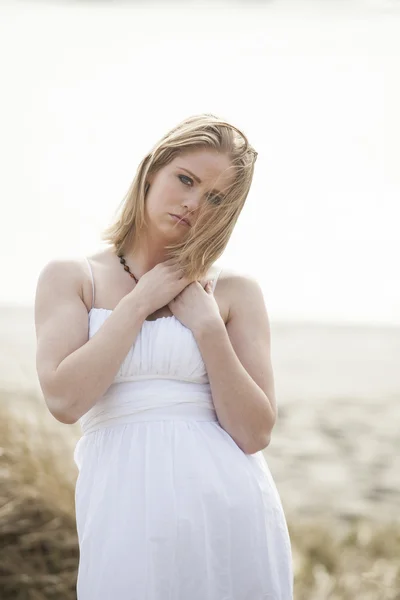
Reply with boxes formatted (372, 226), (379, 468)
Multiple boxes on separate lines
(1, 390), (399, 600)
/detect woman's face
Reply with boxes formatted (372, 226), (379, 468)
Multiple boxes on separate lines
(144, 148), (234, 238)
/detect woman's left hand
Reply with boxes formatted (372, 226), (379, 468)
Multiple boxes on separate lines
(168, 279), (223, 335)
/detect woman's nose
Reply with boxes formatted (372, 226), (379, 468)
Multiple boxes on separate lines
(183, 191), (202, 211)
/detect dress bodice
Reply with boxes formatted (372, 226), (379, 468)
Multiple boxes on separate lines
(88, 309), (210, 385)
(77, 262), (223, 436)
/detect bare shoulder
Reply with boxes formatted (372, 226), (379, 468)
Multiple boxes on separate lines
(207, 265), (267, 327)
(37, 256), (86, 280)
(35, 256), (92, 323)
(214, 267), (265, 318)
(216, 266), (260, 289)
(36, 257), (83, 297)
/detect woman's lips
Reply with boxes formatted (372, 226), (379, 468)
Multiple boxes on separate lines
(170, 214), (190, 226)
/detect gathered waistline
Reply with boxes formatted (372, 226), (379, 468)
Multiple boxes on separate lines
(80, 401), (219, 436)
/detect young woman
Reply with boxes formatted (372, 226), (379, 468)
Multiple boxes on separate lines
(35, 114), (293, 599)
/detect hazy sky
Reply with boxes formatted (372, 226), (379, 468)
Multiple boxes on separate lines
(0, 0), (399, 324)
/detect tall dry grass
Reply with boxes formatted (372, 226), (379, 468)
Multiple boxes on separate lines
(1, 390), (399, 600)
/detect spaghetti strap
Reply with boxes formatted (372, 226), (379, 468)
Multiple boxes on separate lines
(84, 257), (95, 310)
(211, 266), (223, 292)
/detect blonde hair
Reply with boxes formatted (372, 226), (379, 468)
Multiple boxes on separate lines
(101, 113), (258, 281)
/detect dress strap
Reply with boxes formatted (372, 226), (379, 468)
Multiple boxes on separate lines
(211, 266), (223, 292)
(84, 257), (95, 310)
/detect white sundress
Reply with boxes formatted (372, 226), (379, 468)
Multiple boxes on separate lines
(73, 257), (294, 600)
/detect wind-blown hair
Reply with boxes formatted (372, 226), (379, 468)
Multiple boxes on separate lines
(101, 113), (258, 281)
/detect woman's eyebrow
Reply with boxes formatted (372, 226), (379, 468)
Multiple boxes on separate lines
(177, 167), (224, 198)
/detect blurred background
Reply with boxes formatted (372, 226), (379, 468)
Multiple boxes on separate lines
(0, 0), (399, 598)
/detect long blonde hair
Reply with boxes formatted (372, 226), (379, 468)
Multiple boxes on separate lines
(101, 113), (258, 281)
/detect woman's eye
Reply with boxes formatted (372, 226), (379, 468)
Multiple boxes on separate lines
(207, 194), (223, 206)
(178, 174), (192, 186)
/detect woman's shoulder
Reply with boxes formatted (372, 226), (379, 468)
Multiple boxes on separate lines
(210, 264), (260, 288)
(37, 253), (101, 307)
(38, 254), (89, 280)
(207, 264), (263, 322)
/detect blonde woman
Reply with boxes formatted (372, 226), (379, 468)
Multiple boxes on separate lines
(35, 114), (293, 599)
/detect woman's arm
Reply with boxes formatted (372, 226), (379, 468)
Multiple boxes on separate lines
(35, 259), (148, 424)
(192, 274), (277, 454)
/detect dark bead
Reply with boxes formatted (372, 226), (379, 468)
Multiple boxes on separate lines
(118, 253), (138, 282)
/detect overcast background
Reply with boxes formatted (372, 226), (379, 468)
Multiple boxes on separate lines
(0, 0), (399, 325)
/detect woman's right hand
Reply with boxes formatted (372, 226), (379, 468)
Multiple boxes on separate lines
(129, 259), (192, 317)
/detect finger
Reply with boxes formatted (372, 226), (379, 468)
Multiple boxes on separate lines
(177, 273), (191, 285)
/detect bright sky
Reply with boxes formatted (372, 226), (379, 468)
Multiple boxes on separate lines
(0, 0), (399, 324)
